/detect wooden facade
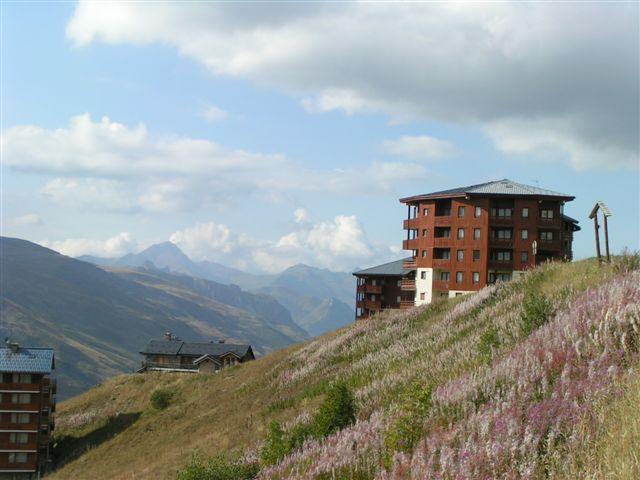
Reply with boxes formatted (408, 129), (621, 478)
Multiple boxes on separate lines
(0, 344), (55, 480)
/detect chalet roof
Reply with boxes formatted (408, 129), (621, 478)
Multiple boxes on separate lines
(353, 258), (413, 277)
(0, 347), (54, 374)
(562, 214), (581, 231)
(400, 179), (574, 203)
(141, 339), (252, 358)
(193, 354), (222, 365)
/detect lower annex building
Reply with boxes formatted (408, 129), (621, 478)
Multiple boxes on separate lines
(354, 179), (580, 320)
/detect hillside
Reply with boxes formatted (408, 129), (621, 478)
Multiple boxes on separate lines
(0, 237), (307, 399)
(49, 256), (640, 479)
(81, 243), (356, 336)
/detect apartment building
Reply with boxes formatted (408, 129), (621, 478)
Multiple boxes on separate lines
(0, 342), (55, 479)
(354, 179), (579, 319)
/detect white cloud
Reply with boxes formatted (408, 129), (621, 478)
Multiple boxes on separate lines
(66, 2), (639, 170)
(3, 114), (425, 213)
(12, 214), (43, 227)
(382, 135), (457, 160)
(41, 232), (138, 258)
(200, 104), (228, 122)
(170, 222), (237, 260)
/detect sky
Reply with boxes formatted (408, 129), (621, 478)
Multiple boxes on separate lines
(1, 2), (639, 273)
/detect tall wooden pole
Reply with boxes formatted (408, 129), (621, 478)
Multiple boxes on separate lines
(603, 214), (611, 263)
(593, 213), (602, 264)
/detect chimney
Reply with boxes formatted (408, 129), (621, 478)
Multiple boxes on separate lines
(164, 332), (172, 341)
(218, 338), (225, 344)
(9, 342), (19, 353)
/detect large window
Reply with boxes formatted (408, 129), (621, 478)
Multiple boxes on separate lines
(456, 272), (463, 283)
(457, 249), (464, 261)
(475, 206), (482, 218)
(541, 209), (554, 219)
(495, 251), (512, 261)
(11, 373), (31, 384)
(474, 228), (481, 239)
(494, 229), (512, 239)
(440, 271), (450, 281)
(11, 393), (31, 404)
(457, 228), (465, 239)
(491, 208), (513, 217)
(458, 206), (466, 217)
(10, 433), (29, 444)
(10, 413), (30, 424)
(8, 452), (28, 464)
(473, 272), (480, 283)
(540, 231), (554, 241)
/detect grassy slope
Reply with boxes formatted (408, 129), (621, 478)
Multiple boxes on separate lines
(49, 259), (638, 479)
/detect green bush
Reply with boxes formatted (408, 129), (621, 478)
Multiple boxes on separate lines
(313, 381), (357, 438)
(150, 388), (174, 410)
(176, 453), (258, 480)
(385, 382), (432, 453)
(519, 291), (554, 336)
(260, 421), (291, 466)
(477, 327), (501, 363)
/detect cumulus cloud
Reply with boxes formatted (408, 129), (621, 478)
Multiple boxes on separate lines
(2, 113), (425, 213)
(12, 214), (43, 226)
(66, 2), (639, 169)
(169, 211), (396, 272)
(41, 232), (138, 258)
(382, 135), (457, 160)
(199, 104), (228, 122)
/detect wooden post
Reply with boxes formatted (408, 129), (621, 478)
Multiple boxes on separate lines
(603, 214), (611, 263)
(593, 213), (602, 264)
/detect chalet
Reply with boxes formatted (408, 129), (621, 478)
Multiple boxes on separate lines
(354, 179), (581, 319)
(138, 333), (255, 373)
(0, 342), (55, 480)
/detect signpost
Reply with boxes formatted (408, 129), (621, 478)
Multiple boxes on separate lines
(588, 202), (612, 264)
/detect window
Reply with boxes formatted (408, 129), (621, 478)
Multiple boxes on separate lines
(457, 228), (465, 239)
(420, 292), (426, 300)
(521, 229), (528, 240)
(522, 207), (529, 218)
(440, 271), (450, 281)
(495, 229), (511, 239)
(371, 279), (377, 286)
(473, 250), (480, 261)
(521, 251), (529, 263)
(10, 413), (30, 424)
(474, 228), (481, 239)
(456, 271), (463, 283)
(422, 228), (428, 237)
(458, 206), (465, 217)
(473, 272), (480, 283)
(396, 296), (401, 303)
(489, 272), (512, 283)
(8, 452), (28, 464)
(457, 249), (464, 261)
(420, 271), (427, 279)
(421, 250), (428, 258)
(540, 231), (554, 241)
(541, 209), (554, 219)
(11, 393), (31, 404)
(396, 280), (401, 287)
(475, 206), (482, 218)
(455, 292), (463, 297)
(423, 208), (429, 216)
(9, 432), (29, 444)
(496, 251), (512, 261)
(370, 294), (376, 301)
(492, 208), (513, 218)
(11, 373), (31, 384)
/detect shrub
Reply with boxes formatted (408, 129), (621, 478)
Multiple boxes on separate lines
(477, 327), (501, 363)
(519, 291), (554, 336)
(385, 382), (432, 453)
(150, 388), (174, 410)
(176, 453), (259, 480)
(260, 421), (291, 466)
(313, 381), (357, 438)
(613, 248), (640, 274)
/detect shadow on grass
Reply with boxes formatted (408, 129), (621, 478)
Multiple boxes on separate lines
(52, 412), (141, 470)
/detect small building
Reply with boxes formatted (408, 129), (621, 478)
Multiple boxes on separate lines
(138, 334), (255, 373)
(0, 342), (56, 479)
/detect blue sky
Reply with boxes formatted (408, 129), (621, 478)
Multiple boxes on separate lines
(2, 2), (638, 272)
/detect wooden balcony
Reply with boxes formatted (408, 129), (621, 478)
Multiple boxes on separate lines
(0, 383), (41, 392)
(403, 218), (419, 230)
(402, 258), (417, 270)
(433, 237), (452, 247)
(434, 216), (452, 226)
(489, 238), (514, 248)
(489, 216), (514, 226)
(402, 238), (419, 251)
(140, 361), (198, 371)
(399, 299), (415, 309)
(400, 278), (416, 291)
(537, 218), (561, 228)
(433, 280), (450, 291)
(364, 300), (381, 310)
(488, 260), (514, 270)
(432, 258), (451, 268)
(356, 284), (382, 294)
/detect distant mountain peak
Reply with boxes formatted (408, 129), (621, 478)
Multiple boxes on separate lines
(141, 241), (187, 257)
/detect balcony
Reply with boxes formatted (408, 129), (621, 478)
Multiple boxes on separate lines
(432, 258), (451, 268)
(433, 237), (452, 247)
(402, 238), (420, 251)
(489, 238), (513, 248)
(538, 238), (561, 250)
(364, 300), (381, 310)
(433, 280), (450, 291)
(400, 278), (416, 291)
(488, 259), (514, 270)
(434, 216), (452, 226)
(537, 217), (561, 228)
(357, 284), (382, 294)
(399, 299), (415, 309)
(402, 258), (417, 270)
(489, 216), (514, 226)
(140, 361), (198, 371)
(403, 218), (419, 230)
(0, 382), (41, 392)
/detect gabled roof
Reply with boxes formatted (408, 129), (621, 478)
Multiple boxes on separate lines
(400, 179), (574, 203)
(562, 214), (581, 231)
(353, 258), (413, 277)
(0, 347), (54, 374)
(193, 354), (222, 366)
(141, 339), (252, 359)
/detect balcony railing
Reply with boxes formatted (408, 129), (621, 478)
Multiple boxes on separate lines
(141, 361), (198, 371)
(488, 259), (514, 270)
(399, 299), (415, 309)
(403, 218), (419, 230)
(402, 239), (419, 251)
(433, 280), (450, 291)
(400, 278), (416, 291)
(432, 258), (451, 268)
(402, 258), (417, 270)
(489, 238), (514, 248)
(357, 284), (382, 294)
(489, 216), (514, 225)
(364, 300), (381, 310)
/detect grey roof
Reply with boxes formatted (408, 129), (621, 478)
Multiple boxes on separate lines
(141, 339), (252, 358)
(193, 354), (222, 365)
(400, 179), (574, 202)
(0, 347), (54, 374)
(353, 258), (413, 277)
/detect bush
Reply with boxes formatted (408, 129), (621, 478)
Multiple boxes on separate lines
(176, 453), (259, 480)
(520, 291), (554, 336)
(313, 381), (357, 438)
(385, 382), (432, 453)
(260, 421), (291, 466)
(150, 388), (174, 410)
(613, 248), (640, 274)
(477, 327), (501, 363)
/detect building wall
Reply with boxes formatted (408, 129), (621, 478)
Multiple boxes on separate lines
(414, 268), (433, 306)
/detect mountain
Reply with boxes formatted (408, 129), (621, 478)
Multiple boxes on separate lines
(48, 257), (640, 480)
(80, 243), (357, 336)
(0, 237), (307, 399)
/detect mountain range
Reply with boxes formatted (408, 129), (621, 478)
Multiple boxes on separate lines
(0, 237), (310, 398)
(79, 241), (356, 336)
